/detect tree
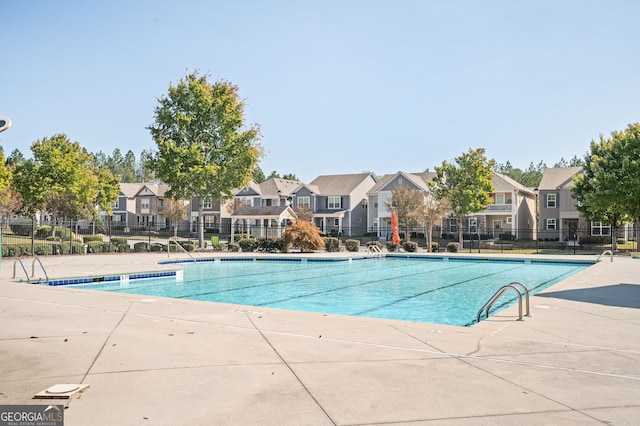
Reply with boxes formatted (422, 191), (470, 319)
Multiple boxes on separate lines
(494, 160), (546, 187)
(137, 149), (156, 182)
(385, 186), (423, 242)
(12, 134), (120, 236)
(0, 149), (22, 227)
(431, 148), (495, 243)
(164, 197), (188, 237)
(572, 123), (640, 249)
(253, 165), (266, 183)
(267, 171), (298, 181)
(418, 192), (449, 252)
(281, 220), (325, 252)
(147, 71), (262, 248)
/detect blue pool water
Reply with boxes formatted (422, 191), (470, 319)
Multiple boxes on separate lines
(69, 256), (592, 326)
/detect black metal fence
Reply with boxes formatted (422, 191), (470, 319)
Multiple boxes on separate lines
(1, 221), (637, 257)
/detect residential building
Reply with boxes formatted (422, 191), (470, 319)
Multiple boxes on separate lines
(536, 167), (584, 242)
(293, 173), (377, 236)
(366, 171), (435, 238)
(464, 172), (537, 240)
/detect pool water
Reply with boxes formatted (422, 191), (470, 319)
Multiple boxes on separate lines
(71, 257), (591, 326)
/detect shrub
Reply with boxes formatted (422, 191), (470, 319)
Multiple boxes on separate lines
(403, 241), (418, 252)
(257, 237), (282, 252)
(83, 235), (104, 243)
(238, 238), (259, 252)
(87, 241), (105, 253)
(102, 242), (118, 253)
(345, 239), (360, 252)
(430, 242), (439, 252)
(60, 241), (85, 254)
(150, 243), (165, 252)
(10, 220), (35, 236)
(323, 237), (340, 252)
(447, 242), (460, 253)
(211, 242), (227, 252)
(227, 243), (240, 252)
(45, 236), (62, 242)
(282, 221), (325, 252)
(499, 233), (515, 241)
(580, 235), (606, 245)
(386, 242), (398, 252)
(134, 242), (149, 252)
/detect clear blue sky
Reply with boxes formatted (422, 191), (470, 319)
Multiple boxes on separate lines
(2, 0), (639, 182)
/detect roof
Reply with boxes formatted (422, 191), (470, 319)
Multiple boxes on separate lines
(309, 173), (374, 195)
(492, 172), (534, 195)
(368, 171), (435, 194)
(258, 178), (301, 196)
(133, 183), (170, 197)
(119, 183), (143, 198)
(538, 167), (583, 190)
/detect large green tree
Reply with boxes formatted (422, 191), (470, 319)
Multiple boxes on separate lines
(572, 123), (640, 249)
(12, 134), (119, 235)
(147, 72), (262, 247)
(431, 148), (495, 243)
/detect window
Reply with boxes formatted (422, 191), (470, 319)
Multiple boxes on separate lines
(205, 216), (217, 228)
(449, 218), (458, 233)
(328, 196), (341, 209)
(112, 199), (120, 209)
(297, 196), (310, 209)
(373, 218), (378, 228)
(141, 198), (150, 209)
(506, 217), (513, 224)
(333, 218), (339, 226)
(240, 197), (252, 207)
(204, 197), (212, 209)
(546, 194), (557, 208)
(468, 218), (477, 233)
(495, 194), (505, 204)
(591, 221), (611, 236)
(373, 197), (378, 208)
(546, 218), (556, 230)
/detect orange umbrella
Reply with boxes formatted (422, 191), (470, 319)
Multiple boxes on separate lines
(391, 211), (400, 245)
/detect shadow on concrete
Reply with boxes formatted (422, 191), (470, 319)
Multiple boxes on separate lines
(538, 283), (640, 309)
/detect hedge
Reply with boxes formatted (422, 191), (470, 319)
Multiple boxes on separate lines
(323, 237), (340, 252)
(345, 239), (360, 252)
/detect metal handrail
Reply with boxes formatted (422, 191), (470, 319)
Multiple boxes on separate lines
(597, 250), (613, 262)
(13, 258), (30, 282)
(32, 257), (49, 283)
(477, 282), (530, 323)
(168, 237), (197, 263)
(367, 245), (383, 256)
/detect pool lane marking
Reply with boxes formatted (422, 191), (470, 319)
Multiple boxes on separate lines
(171, 259), (463, 300)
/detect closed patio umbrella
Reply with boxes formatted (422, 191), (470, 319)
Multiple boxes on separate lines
(391, 211), (400, 245)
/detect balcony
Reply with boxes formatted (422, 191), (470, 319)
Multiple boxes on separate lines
(484, 204), (513, 213)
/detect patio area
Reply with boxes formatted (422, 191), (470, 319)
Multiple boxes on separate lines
(1, 252), (639, 425)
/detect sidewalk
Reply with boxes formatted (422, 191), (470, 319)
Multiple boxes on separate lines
(1, 253), (639, 425)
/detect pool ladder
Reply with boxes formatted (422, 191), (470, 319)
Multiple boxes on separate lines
(13, 257), (49, 284)
(477, 282), (530, 323)
(367, 245), (384, 257)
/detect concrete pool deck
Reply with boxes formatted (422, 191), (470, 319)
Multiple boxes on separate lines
(0, 252), (638, 425)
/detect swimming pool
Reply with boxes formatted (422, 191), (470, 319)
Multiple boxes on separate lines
(68, 255), (592, 326)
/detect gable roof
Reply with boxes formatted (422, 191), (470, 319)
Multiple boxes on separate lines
(119, 183), (143, 198)
(133, 183), (170, 197)
(258, 178), (301, 196)
(309, 173), (374, 195)
(538, 167), (583, 190)
(368, 171), (435, 194)
(492, 172), (535, 195)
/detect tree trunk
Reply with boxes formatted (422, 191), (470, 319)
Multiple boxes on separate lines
(425, 222), (432, 252)
(198, 198), (205, 248)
